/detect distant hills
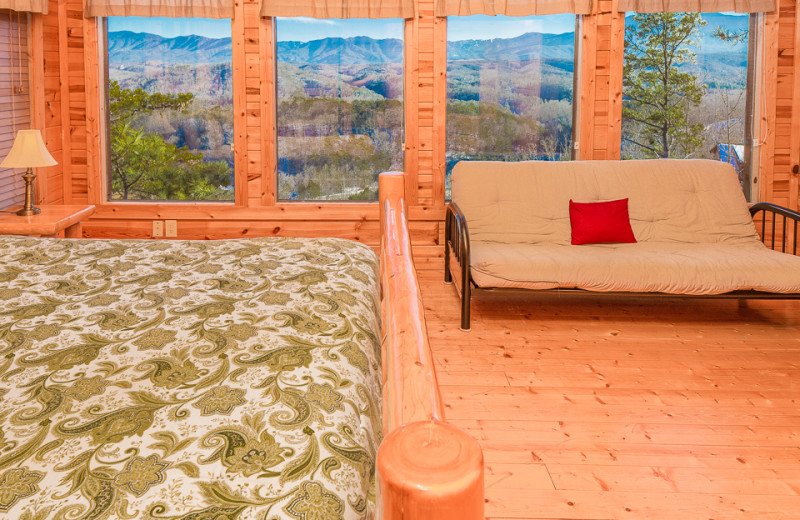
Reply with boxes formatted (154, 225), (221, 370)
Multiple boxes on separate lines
(279, 36), (402, 64)
(108, 31), (405, 65)
(108, 31), (232, 64)
(448, 32), (575, 62)
(107, 30), (574, 66)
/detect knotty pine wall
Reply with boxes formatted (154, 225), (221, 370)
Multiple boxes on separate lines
(30, 0), (800, 268)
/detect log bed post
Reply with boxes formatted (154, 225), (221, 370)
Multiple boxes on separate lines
(377, 172), (484, 519)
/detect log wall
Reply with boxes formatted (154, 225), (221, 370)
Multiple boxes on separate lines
(29, 0), (800, 268)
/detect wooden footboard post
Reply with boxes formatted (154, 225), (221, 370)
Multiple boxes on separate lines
(378, 172), (484, 519)
(378, 420), (484, 519)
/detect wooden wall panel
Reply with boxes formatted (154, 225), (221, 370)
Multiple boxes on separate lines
(38, 0), (64, 203)
(757, 0), (798, 211)
(579, 0), (624, 160)
(35, 0), (800, 268)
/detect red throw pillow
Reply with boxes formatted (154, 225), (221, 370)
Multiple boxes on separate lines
(569, 198), (637, 245)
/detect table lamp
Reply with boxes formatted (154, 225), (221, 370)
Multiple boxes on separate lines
(0, 129), (57, 216)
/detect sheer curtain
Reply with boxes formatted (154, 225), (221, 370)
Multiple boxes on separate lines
(435, 0), (592, 17)
(618, 0), (774, 12)
(0, 0), (47, 14)
(259, 0), (415, 19)
(85, 0), (234, 18)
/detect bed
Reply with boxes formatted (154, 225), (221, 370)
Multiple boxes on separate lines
(0, 173), (483, 520)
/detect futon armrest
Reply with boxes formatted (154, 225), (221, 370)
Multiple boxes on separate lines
(750, 202), (800, 255)
(749, 202), (800, 220)
(445, 202), (474, 329)
(445, 202), (471, 281)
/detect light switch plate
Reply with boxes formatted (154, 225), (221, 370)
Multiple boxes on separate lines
(165, 220), (178, 237)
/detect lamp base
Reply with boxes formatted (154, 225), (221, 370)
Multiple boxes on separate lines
(17, 168), (39, 217)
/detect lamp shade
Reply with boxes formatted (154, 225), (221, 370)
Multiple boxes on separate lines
(0, 129), (57, 169)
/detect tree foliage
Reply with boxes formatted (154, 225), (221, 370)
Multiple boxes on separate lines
(108, 81), (231, 200)
(622, 13), (707, 159)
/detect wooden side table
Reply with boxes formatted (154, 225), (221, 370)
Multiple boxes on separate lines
(0, 205), (96, 238)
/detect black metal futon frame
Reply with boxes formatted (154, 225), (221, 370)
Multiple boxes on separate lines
(445, 202), (800, 330)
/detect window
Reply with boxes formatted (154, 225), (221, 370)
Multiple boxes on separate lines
(0, 10), (30, 209)
(276, 18), (404, 201)
(622, 12), (758, 200)
(105, 17), (234, 201)
(446, 14), (577, 197)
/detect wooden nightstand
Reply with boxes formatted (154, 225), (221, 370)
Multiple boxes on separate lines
(0, 205), (96, 238)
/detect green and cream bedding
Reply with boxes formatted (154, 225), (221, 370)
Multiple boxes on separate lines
(0, 236), (381, 520)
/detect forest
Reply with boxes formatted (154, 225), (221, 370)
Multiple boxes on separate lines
(275, 59), (404, 201)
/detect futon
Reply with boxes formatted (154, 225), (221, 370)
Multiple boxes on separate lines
(446, 159), (800, 329)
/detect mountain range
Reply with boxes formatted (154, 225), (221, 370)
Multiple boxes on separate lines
(107, 30), (574, 66)
(109, 12), (747, 67)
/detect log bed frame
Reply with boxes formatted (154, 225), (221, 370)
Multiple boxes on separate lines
(376, 172), (484, 519)
(446, 201), (800, 330)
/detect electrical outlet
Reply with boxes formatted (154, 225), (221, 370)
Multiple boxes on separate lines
(152, 220), (164, 237)
(165, 220), (178, 237)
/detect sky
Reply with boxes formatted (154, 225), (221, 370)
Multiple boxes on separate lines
(448, 14), (575, 41)
(106, 16), (404, 41)
(276, 17), (403, 41)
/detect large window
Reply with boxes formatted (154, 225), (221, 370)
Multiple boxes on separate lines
(446, 14), (576, 196)
(105, 17), (234, 201)
(276, 18), (404, 201)
(622, 12), (757, 200)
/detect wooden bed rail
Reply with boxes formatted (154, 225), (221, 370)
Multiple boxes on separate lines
(377, 172), (484, 520)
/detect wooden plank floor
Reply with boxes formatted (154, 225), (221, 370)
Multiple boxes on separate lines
(418, 270), (800, 519)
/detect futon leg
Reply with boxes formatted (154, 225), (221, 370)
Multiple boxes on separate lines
(460, 282), (471, 331)
(444, 214), (453, 284)
(444, 245), (452, 284)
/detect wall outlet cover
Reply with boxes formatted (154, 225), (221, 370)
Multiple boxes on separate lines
(152, 220), (164, 237)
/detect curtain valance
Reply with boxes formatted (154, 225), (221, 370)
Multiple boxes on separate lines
(618, 0), (775, 13)
(260, 0), (415, 19)
(85, 0), (234, 18)
(0, 0), (47, 14)
(435, 0), (592, 17)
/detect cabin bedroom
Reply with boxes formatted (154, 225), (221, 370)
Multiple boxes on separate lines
(0, 0), (799, 518)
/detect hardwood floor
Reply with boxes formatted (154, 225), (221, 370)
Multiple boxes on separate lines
(418, 270), (800, 519)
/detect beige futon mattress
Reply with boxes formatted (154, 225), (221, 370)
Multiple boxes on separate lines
(470, 240), (800, 294)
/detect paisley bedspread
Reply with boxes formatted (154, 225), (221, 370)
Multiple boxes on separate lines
(0, 235), (382, 520)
